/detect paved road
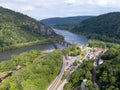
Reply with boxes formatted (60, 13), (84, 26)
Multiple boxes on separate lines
(57, 61), (82, 90)
(47, 55), (66, 90)
(57, 48), (88, 90)
(57, 46), (104, 90)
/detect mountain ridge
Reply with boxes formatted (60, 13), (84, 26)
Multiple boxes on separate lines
(71, 12), (120, 43)
(0, 6), (55, 51)
(41, 16), (94, 26)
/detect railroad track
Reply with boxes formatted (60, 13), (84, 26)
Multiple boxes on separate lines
(47, 55), (66, 90)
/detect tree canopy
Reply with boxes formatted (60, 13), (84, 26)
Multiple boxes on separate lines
(0, 6), (54, 51)
(72, 12), (120, 43)
(0, 50), (62, 90)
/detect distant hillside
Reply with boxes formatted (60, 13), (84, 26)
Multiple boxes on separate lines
(71, 12), (120, 43)
(41, 16), (93, 26)
(0, 7), (55, 51)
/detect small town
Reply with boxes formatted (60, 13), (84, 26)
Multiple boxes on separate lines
(48, 42), (107, 90)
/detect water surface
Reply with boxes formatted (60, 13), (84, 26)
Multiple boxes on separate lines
(0, 29), (88, 61)
(54, 29), (88, 44)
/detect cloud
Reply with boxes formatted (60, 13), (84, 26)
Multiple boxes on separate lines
(65, 0), (76, 4)
(0, 0), (120, 19)
(19, 6), (34, 12)
(86, 0), (120, 7)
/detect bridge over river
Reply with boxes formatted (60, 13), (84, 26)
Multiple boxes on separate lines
(0, 28), (88, 61)
(52, 28), (88, 49)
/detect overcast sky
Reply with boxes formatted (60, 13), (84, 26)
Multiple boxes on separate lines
(0, 0), (120, 20)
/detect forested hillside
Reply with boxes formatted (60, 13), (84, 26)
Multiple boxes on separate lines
(41, 16), (93, 26)
(0, 50), (62, 90)
(0, 7), (55, 51)
(71, 12), (120, 43)
(96, 44), (120, 90)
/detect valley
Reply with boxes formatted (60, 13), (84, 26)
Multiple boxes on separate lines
(0, 4), (120, 90)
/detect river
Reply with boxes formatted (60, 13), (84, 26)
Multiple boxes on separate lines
(0, 29), (88, 61)
(53, 29), (88, 44)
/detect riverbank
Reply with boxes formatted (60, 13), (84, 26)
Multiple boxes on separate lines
(0, 29), (88, 61)
(0, 38), (51, 52)
(88, 39), (120, 49)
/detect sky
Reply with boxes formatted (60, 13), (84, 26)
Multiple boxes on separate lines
(0, 0), (120, 20)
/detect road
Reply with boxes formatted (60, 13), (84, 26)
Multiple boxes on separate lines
(57, 48), (89, 90)
(57, 46), (105, 90)
(48, 46), (92, 90)
(57, 61), (83, 90)
(47, 55), (66, 90)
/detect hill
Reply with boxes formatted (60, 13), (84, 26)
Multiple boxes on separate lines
(71, 12), (120, 43)
(0, 7), (55, 51)
(41, 16), (93, 26)
(0, 50), (62, 90)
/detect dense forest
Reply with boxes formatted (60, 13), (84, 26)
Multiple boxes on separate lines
(0, 50), (62, 90)
(71, 12), (120, 43)
(41, 16), (93, 26)
(0, 7), (56, 51)
(64, 45), (81, 56)
(96, 44), (120, 90)
(88, 40), (116, 49)
(53, 23), (78, 31)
